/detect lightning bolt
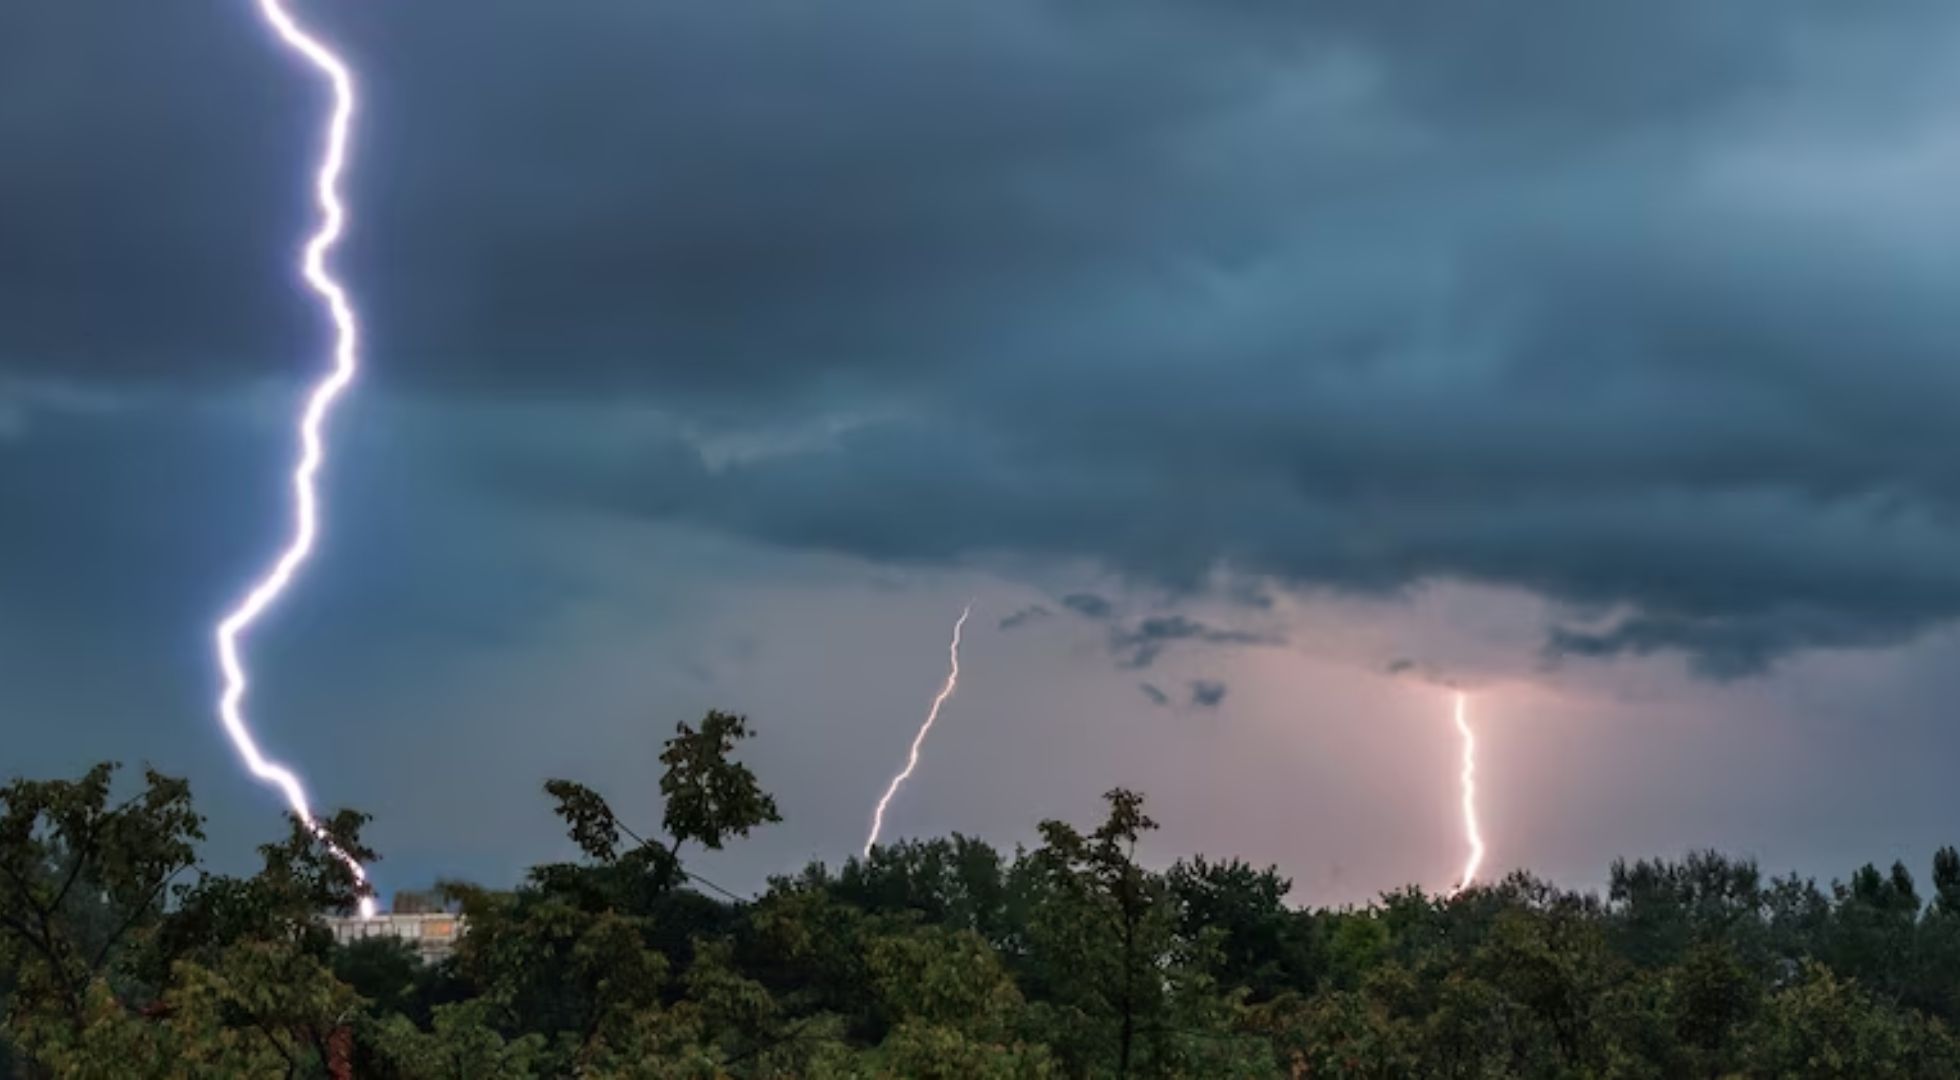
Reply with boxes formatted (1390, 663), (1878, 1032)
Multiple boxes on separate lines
(864, 603), (973, 856)
(1448, 690), (1485, 896)
(214, 0), (375, 917)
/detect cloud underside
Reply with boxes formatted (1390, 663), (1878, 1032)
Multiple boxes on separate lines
(8, 1), (1960, 676)
(1190, 680), (1228, 709)
(1109, 616), (1280, 670)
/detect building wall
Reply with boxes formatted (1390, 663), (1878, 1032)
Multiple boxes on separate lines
(324, 912), (465, 964)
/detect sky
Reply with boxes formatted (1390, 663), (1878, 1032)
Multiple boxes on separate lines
(5, 0), (1960, 907)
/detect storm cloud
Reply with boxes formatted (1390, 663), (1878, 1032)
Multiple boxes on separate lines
(9, 1), (1960, 675)
(1108, 616), (1281, 670)
(997, 604), (1052, 631)
(1190, 680), (1229, 709)
(1061, 594), (1116, 621)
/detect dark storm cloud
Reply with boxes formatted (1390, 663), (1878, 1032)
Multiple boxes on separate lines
(9, 1), (1960, 675)
(1061, 594), (1116, 621)
(1190, 680), (1229, 709)
(0, 394), (574, 652)
(1108, 616), (1280, 670)
(1545, 607), (1932, 682)
(997, 604), (1051, 631)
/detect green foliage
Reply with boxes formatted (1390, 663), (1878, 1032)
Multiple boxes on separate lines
(1167, 857), (1306, 1001)
(866, 926), (1022, 1035)
(543, 781), (623, 864)
(861, 1019), (1058, 1079)
(658, 711), (782, 854)
(834, 835), (1013, 943)
(0, 763), (203, 1024)
(366, 1000), (547, 1079)
(1741, 961), (1960, 1078)
(15, 722), (1960, 1076)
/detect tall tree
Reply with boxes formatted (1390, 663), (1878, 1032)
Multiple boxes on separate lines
(1021, 788), (1179, 1077)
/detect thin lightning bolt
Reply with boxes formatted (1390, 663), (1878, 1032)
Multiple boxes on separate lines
(215, 0), (375, 918)
(1448, 690), (1485, 896)
(864, 603), (973, 856)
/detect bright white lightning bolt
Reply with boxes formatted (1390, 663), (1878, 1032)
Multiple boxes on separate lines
(214, 0), (375, 918)
(864, 603), (973, 856)
(1448, 690), (1485, 896)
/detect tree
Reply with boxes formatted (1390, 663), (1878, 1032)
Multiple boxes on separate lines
(1827, 862), (1923, 1001)
(21, 730), (1960, 1076)
(0, 763), (202, 1031)
(1466, 887), (1622, 1073)
(535, 710), (781, 917)
(1019, 788), (1180, 1077)
(450, 710), (787, 1073)
(833, 836), (1013, 946)
(364, 1000), (546, 1080)
(658, 710), (782, 856)
(1243, 987), (1419, 1079)
(1666, 939), (1763, 1075)
(1608, 851), (1767, 969)
(1742, 961), (1960, 1078)
(1167, 857), (1309, 1002)
(1, 763), (382, 1076)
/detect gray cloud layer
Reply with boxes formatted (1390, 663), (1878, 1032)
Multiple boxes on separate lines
(997, 604), (1052, 631)
(1061, 594), (1116, 621)
(9, 2), (1960, 674)
(1108, 616), (1281, 670)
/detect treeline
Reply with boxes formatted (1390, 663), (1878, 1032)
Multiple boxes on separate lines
(8, 712), (1960, 1077)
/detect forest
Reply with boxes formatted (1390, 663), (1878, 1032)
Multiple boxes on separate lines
(8, 711), (1960, 1078)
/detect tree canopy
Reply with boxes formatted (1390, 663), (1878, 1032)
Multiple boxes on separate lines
(8, 713), (1960, 1077)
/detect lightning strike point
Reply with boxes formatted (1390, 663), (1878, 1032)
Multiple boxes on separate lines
(864, 603), (973, 856)
(217, 0), (376, 918)
(1448, 690), (1485, 897)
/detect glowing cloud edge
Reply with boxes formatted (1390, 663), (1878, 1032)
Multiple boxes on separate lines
(215, 0), (375, 918)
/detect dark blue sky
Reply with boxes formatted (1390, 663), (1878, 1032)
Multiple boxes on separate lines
(6, 0), (1960, 904)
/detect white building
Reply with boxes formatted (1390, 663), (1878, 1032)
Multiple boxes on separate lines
(325, 911), (466, 964)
